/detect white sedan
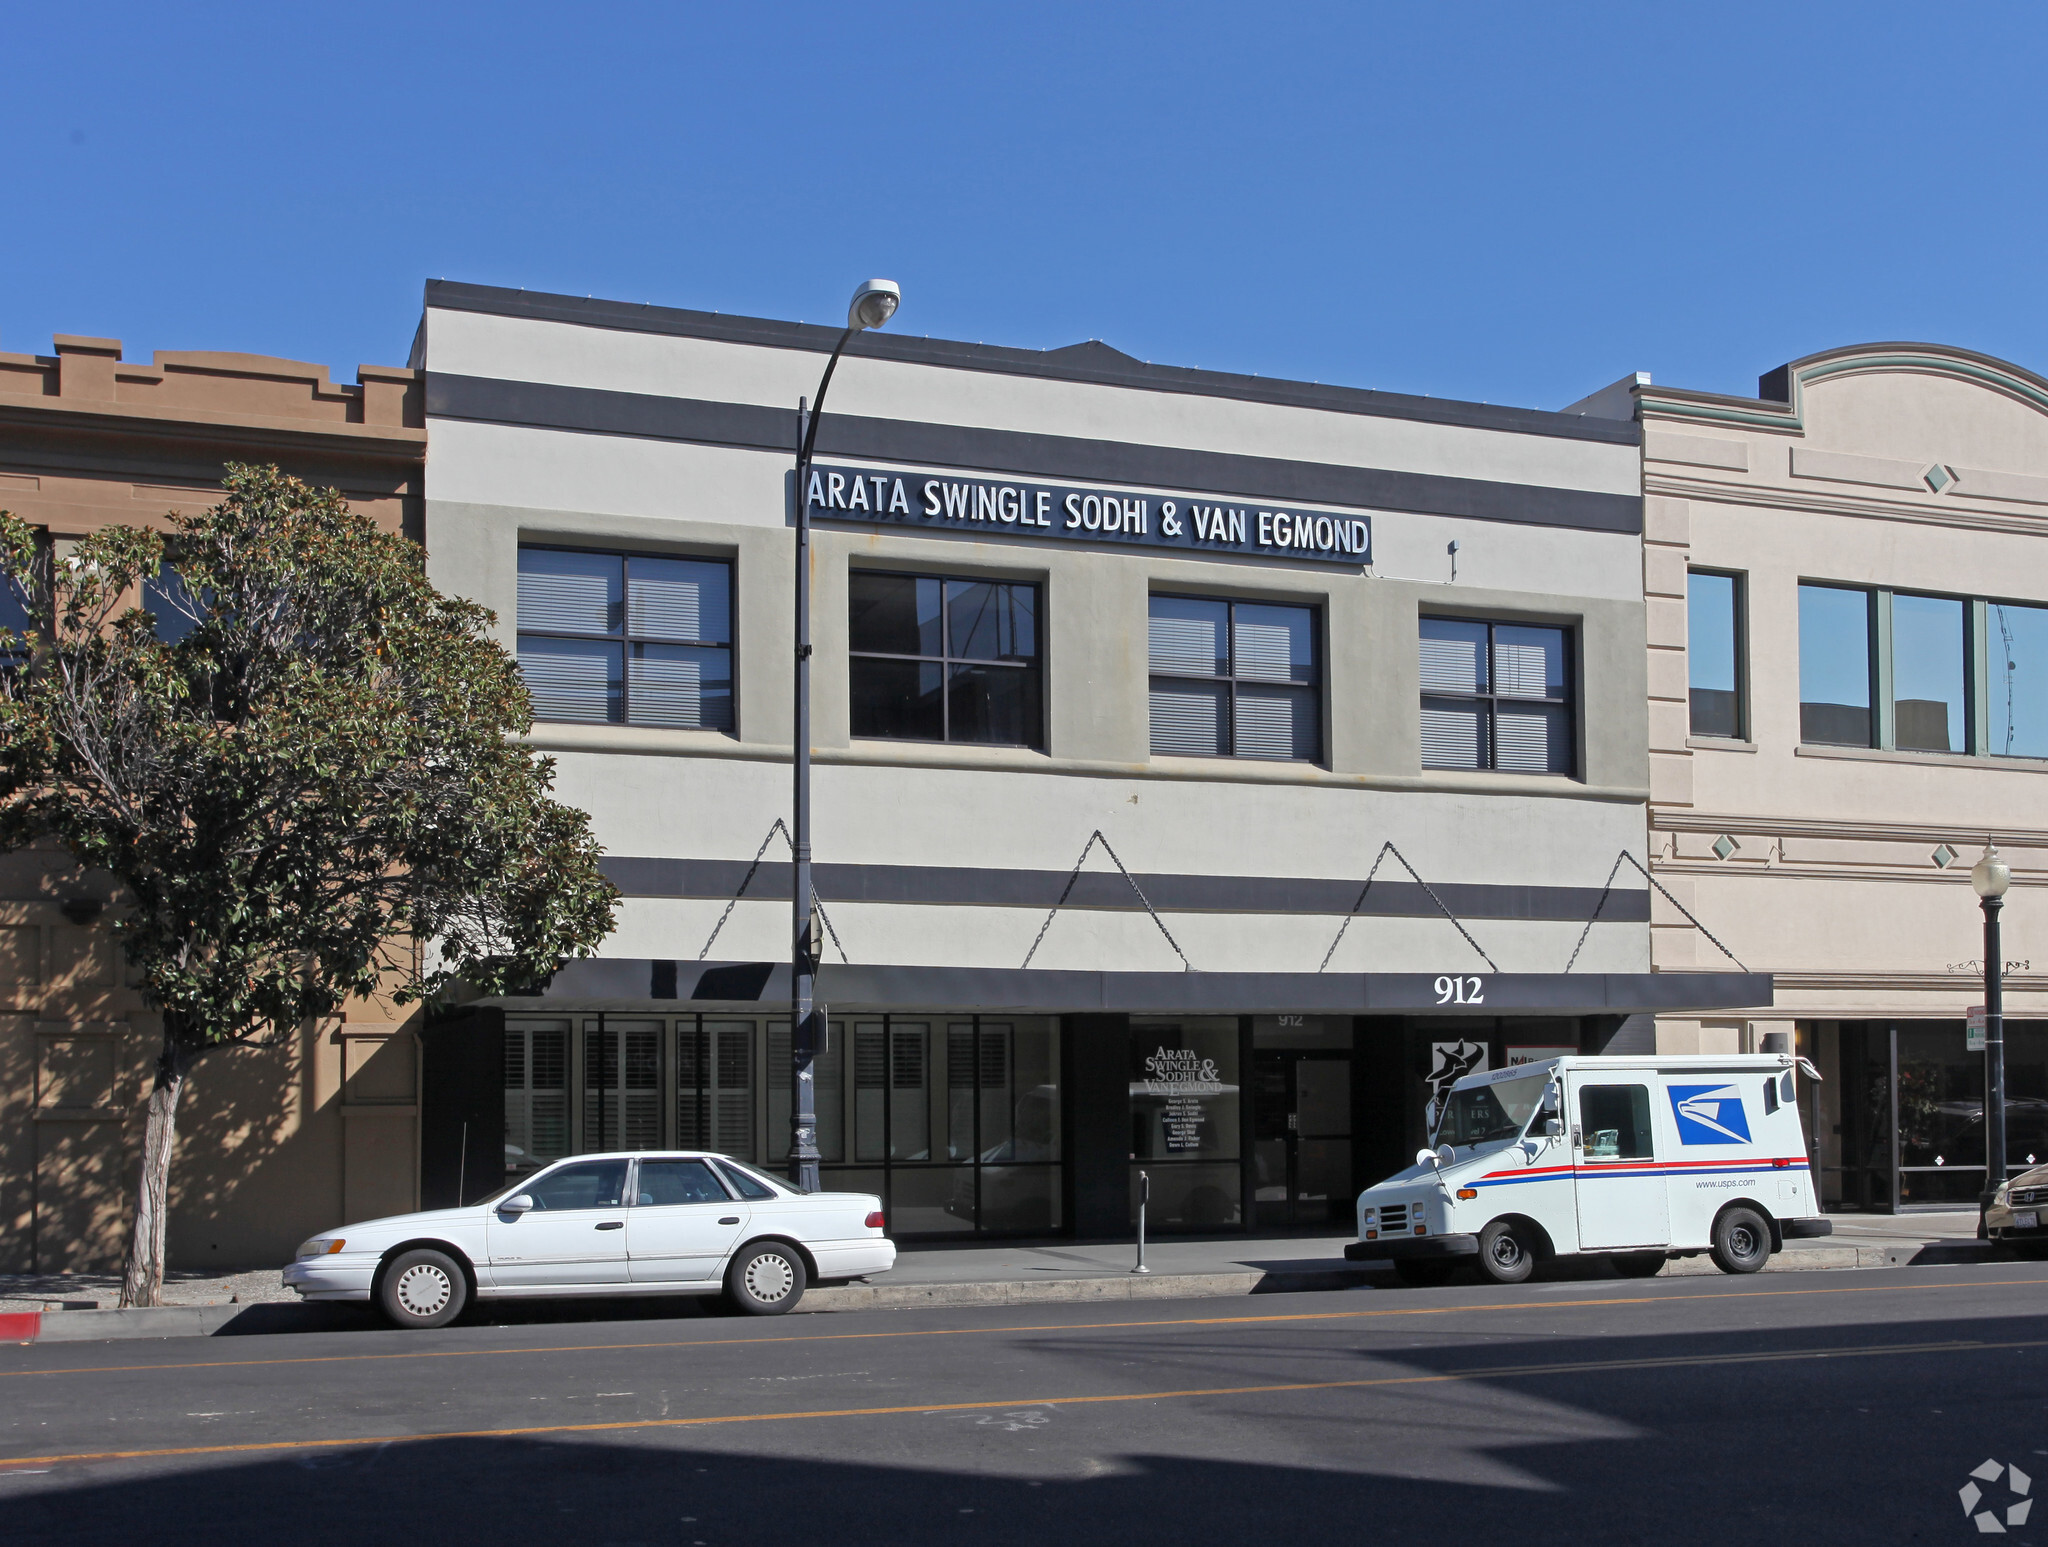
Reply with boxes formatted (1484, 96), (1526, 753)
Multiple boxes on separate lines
(282, 1152), (895, 1329)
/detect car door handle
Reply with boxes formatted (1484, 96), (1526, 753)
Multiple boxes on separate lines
(719, 1216), (740, 1225)
(595, 1221), (624, 1230)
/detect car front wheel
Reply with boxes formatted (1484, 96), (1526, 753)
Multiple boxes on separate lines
(378, 1248), (469, 1329)
(725, 1241), (808, 1316)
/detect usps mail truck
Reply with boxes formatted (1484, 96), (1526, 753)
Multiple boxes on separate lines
(1345, 1054), (1831, 1285)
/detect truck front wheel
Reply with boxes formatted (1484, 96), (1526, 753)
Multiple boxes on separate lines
(1711, 1207), (1772, 1274)
(1477, 1219), (1536, 1284)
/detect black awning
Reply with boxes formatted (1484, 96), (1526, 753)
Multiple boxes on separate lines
(490, 959), (1772, 1017)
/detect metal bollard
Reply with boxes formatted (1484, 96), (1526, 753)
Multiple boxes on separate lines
(1134, 1170), (1151, 1274)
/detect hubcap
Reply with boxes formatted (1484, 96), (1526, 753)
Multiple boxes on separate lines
(1491, 1234), (1523, 1267)
(395, 1263), (453, 1317)
(1731, 1225), (1760, 1258)
(744, 1252), (796, 1302)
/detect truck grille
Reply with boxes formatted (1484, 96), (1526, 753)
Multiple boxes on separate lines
(1378, 1203), (1409, 1231)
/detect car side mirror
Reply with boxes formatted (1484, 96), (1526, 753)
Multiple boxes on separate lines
(1544, 1119), (1564, 1138)
(499, 1194), (534, 1214)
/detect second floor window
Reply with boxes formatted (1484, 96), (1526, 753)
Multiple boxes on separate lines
(1148, 595), (1319, 760)
(516, 547), (733, 729)
(1687, 570), (1745, 739)
(848, 572), (1041, 747)
(1800, 581), (2048, 758)
(1419, 617), (1573, 775)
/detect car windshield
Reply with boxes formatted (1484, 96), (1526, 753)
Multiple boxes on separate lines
(1435, 1072), (1551, 1148)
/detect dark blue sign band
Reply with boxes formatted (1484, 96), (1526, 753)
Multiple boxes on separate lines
(805, 463), (1371, 567)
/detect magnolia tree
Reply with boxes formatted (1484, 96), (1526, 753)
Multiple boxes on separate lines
(0, 465), (618, 1307)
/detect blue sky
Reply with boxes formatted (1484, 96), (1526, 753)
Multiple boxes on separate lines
(5, 2), (2045, 410)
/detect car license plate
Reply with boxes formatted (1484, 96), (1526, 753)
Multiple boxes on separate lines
(2016, 1210), (2039, 1230)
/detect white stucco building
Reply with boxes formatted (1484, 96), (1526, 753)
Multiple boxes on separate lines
(409, 282), (1763, 1238)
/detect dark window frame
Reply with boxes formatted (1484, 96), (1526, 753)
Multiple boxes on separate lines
(1418, 614), (1577, 777)
(1147, 592), (1323, 763)
(515, 543), (737, 731)
(1686, 568), (1748, 741)
(846, 568), (1044, 749)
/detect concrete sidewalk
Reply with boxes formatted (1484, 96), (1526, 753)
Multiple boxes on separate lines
(0, 1211), (2004, 1342)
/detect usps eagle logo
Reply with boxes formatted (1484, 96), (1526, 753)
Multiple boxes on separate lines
(1668, 1084), (1752, 1145)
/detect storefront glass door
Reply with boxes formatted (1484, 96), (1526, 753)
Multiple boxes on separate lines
(1254, 1050), (1353, 1227)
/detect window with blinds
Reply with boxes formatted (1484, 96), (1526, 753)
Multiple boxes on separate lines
(584, 1019), (663, 1152)
(516, 547), (733, 730)
(854, 1021), (931, 1162)
(678, 1019), (754, 1156)
(1419, 617), (1573, 774)
(504, 1022), (570, 1175)
(1149, 595), (1319, 761)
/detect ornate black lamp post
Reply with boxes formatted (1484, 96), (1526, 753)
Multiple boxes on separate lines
(1974, 841), (2012, 1233)
(788, 279), (901, 1192)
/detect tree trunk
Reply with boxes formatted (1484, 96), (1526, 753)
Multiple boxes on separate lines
(119, 1026), (193, 1309)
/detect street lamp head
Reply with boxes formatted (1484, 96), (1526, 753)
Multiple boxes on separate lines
(1973, 841), (2012, 899)
(847, 279), (900, 332)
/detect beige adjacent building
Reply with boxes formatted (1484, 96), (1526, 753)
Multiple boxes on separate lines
(1576, 344), (2048, 1211)
(0, 334), (426, 1274)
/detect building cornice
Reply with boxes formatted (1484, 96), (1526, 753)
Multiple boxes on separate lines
(423, 280), (1640, 448)
(1639, 341), (2048, 432)
(0, 398), (427, 466)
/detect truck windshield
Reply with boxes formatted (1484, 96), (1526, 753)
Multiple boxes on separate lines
(1436, 1072), (1550, 1148)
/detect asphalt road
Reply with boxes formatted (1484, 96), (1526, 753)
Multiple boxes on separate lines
(3, 1263), (2047, 1545)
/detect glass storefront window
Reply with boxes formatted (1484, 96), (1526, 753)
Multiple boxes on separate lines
(1133, 1162), (1241, 1231)
(1130, 1017), (1242, 1233)
(1131, 1019), (1241, 1163)
(887, 1165), (977, 1235)
(498, 1011), (1058, 1233)
(1833, 1021), (2048, 1208)
(504, 1021), (570, 1176)
(585, 1018), (662, 1152)
(678, 1019), (753, 1156)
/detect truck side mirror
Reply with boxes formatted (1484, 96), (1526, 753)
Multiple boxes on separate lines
(1416, 1147), (1440, 1169)
(1544, 1119), (1563, 1138)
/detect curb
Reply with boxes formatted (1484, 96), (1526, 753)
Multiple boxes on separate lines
(4, 1240), (2005, 1345)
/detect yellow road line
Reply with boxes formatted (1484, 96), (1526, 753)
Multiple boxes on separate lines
(4, 1273), (2042, 1382)
(0, 1334), (2033, 1471)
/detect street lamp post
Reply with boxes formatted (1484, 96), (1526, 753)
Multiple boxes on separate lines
(788, 279), (901, 1193)
(1974, 841), (2012, 1235)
